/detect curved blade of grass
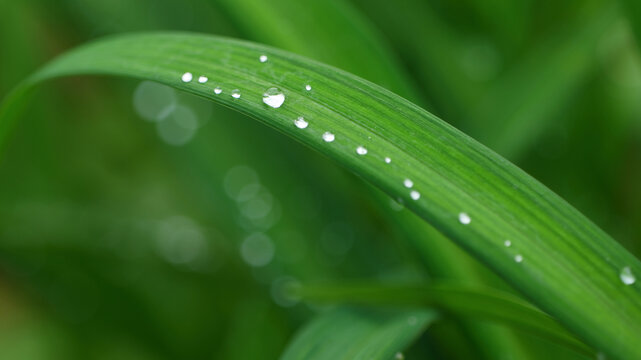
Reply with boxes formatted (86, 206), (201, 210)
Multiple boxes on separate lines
(1, 32), (640, 359)
(295, 282), (594, 357)
(215, 1), (526, 357)
(279, 306), (436, 360)
(215, 0), (420, 102)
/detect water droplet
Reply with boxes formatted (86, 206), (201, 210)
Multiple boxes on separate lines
(263, 87), (285, 108)
(181, 72), (193, 82)
(410, 190), (420, 200)
(259, 55), (268, 63)
(515, 254), (523, 263)
(231, 89), (241, 99)
(620, 266), (636, 285)
(322, 132), (335, 142)
(294, 116), (308, 129)
(198, 76), (208, 83)
(395, 353), (405, 360)
(305, 84), (312, 91)
(214, 87), (222, 95)
(403, 179), (414, 188)
(385, 157), (391, 164)
(504, 240), (512, 247)
(356, 146), (368, 155)
(458, 212), (471, 225)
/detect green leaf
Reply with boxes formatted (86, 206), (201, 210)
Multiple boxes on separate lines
(296, 282), (594, 357)
(279, 306), (436, 360)
(1, 32), (640, 359)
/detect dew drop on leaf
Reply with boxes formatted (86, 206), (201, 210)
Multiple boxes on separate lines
(410, 190), (420, 200)
(305, 84), (312, 91)
(356, 146), (368, 155)
(181, 72), (193, 82)
(322, 132), (335, 142)
(259, 54), (268, 63)
(403, 179), (413, 188)
(515, 254), (523, 263)
(231, 89), (241, 99)
(620, 266), (636, 285)
(214, 87), (222, 95)
(198, 76), (208, 83)
(385, 157), (391, 164)
(294, 116), (308, 129)
(263, 87), (285, 108)
(458, 212), (471, 225)
(504, 240), (511, 247)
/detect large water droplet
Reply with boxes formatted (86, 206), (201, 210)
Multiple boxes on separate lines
(403, 179), (413, 188)
(356, 146), (368, 155)
(620, 266), (636, 285)
(214, 87), (222, 95)
(231, 89), (241, 99)
(322, 132), (335, 142)
(294, 116), (308, 129)
(515, 254), (523, 263)
(259, 55), (268, 63)
(458, 212), (471, 225)
(181, 72), (193, 82)
(263, 87), (285, 108)
(410, 190), (420, 200)
(198, 76), (208, 83)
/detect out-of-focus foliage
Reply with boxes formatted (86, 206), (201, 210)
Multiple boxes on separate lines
(0, 0), (639, 359)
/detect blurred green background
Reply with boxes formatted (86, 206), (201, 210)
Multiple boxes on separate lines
(0, 0), (640, 359)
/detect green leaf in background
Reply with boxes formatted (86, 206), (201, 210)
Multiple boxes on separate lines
(279, 306), (436, 360)
(295, 282), (593, 357)
(1, 32), (640, 359)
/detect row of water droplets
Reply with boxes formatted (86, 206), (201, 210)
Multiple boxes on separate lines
(180, 54), (636, 287)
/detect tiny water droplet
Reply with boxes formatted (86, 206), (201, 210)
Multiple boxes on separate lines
(395, 352), (405, 360)
(294, 116), (308, 129)
(504, 240), (511, 247)
(305, 84), (312, 91)
(410, 190), (420, 200)
(214, 87), (222, 95)
(458, 212), (471, 225)
(263, 87), (285, 108)
(259, 55), (268, 63)
(181, 72), (193, 82)
(198, 76), (208, 83)
(515, 254), (523, 263)
(322, 132), (335, 142)
(356, 146), (368, 155)
(620, 266), (636, 285)
(403, 179), (414, 188)
(385, 157), (391, 164)
(231, 89), (241, 99)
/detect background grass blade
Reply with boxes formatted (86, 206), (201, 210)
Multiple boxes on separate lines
(1, 32), (641, 359)
(279, 306), (436, 360)
(295, 282), (594, 357)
